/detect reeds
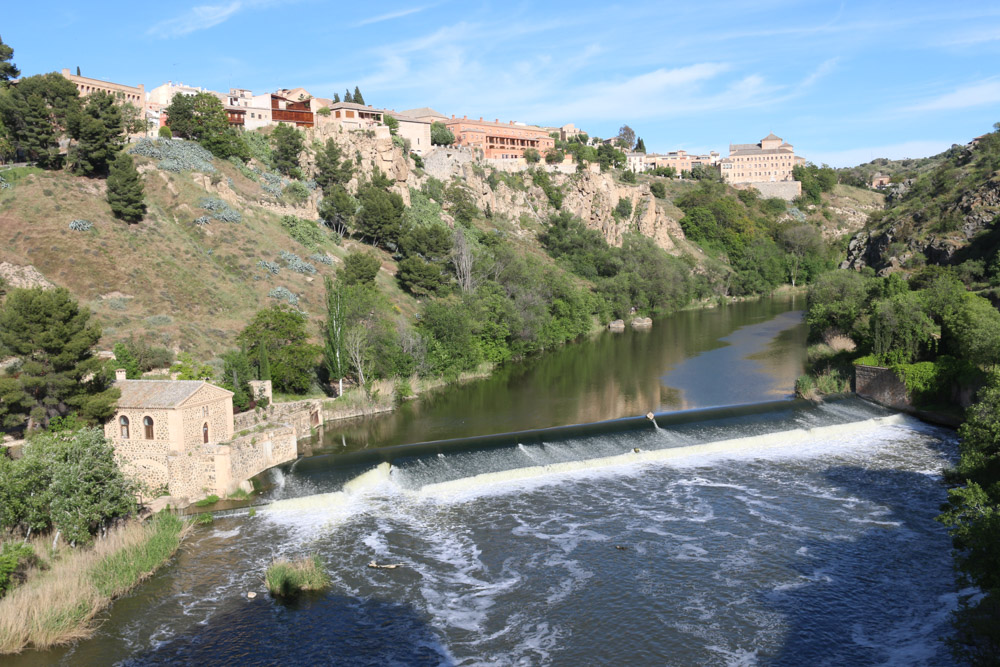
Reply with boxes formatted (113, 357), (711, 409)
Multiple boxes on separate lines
(265, 555), (330, 597)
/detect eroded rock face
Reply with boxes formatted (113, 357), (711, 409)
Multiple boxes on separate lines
(842, 178), (1000, 273)
(0, 262), (54, 289)
(305, 124), (411, 206)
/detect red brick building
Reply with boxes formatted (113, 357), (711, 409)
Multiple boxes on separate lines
(445, 116), (554, 160)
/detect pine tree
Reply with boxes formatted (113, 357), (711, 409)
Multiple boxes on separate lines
(0, 288), (119, 431)
(0, 35), (19, 87)
(344, 89), (353, 104)
(106, 152), (145, 223)
(353, 87), (365, 106)
(70, 91), (123, 176)
(635, 137), (646, 153)
(332, 92), (340, 103)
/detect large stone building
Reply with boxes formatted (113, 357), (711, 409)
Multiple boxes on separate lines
(386, 110), (433, 155)
(444, 115), (555, 160)
(147, 81), (210, 107)
(61, 69), (144, 107)
(719, 133), (800, 184)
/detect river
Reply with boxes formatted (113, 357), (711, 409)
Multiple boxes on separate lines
(11, 296), (961, 666)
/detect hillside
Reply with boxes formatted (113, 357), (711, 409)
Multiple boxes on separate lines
(842, 125), (1000, 283)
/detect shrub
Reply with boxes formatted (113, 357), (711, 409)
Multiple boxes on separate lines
(193, 215), (210, 226)
(279, 250), (317, 275)
(194, 494), (220, 507)
(265, 555), (330, 597)
(280, 215), (324, 249)
(309, 253), (334, 266)
(198, 197), (241, 223)
(157, 126), (172, 139)
(649, 181), (666, 199)
(410, 152), (424, 169)
(0, 542), (37, 597)
(523, 148), (540, 163)
(68, 219), (93, 232)
(268, 286), (299, 306)
(316, 107), (331, 116)
(283, 181), (310, 206)
(258, 259), (280, 275)
(194, 513), (213, 525)
(613, 197), (633, 220)
(128, 138), (216, 173)
(339, 251), (380, 286)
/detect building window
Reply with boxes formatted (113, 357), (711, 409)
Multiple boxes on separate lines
(203, 422), (209, 443)
(120, 416), (130, 439)
(202, 405), (209, 417)
(144, 416), (154, 440)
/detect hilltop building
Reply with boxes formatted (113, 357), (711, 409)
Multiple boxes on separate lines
(719, 133), (801, 184)
(871, 173), (892, 189)
(60, 69), (144, 107)
(252, 93), (314, 128)
(385, 110), (433, 155)
(445, 115), (555, 160)
(217, 88), (272, 129)
(147, 81), (210, 107)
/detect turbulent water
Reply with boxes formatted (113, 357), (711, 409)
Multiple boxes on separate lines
(29, 398), (961, 666)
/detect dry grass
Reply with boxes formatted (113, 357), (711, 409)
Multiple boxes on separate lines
(0, 514), (189, 654)
(822, 331), (857, 353)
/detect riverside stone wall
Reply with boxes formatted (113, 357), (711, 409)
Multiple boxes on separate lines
(233, 399), (324, 437)
(855, 364), (910, 409)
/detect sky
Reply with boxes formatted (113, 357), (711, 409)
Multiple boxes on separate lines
(5, 1), (1000, 167)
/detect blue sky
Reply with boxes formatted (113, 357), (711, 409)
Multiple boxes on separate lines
(6, 1), (1000, 166)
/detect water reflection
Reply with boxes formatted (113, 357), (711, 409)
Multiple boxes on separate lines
(310, 295), (806, 454)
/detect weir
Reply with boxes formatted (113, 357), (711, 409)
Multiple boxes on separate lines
(262, 396), (902, 512)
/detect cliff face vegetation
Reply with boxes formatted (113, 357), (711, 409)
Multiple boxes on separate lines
(842, 125), (1000, 290)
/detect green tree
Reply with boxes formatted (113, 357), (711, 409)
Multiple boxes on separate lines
(106, 151), (145, 222)
(220, 348), (253, 412)
(271, 123), (304, 178)
(397, 257), (449, 296)
(237, 306), (320, 394)
(158, 125), (172, 138)
(120, 101), (149, 135)
(164, 91), (246, 160)
(322, 276), (348, 395)
(318, 184), (357, 236)
(314, 138), (354, 191)
(616, 125), (636, 150)
(344, 89), (354, 104)
(112, 342), (141, 379)
(545, 149), (564, 164)
(0, 428), (138, 543)
(69, 90), (123, 176)
(951, 294), (1000, 370)
(339, 250), (381, 286)
(353, 87), (365, 105)
(871, 291), (937, 365)
(0, 35), (19, 87)
(523, 147), (540, 163)
(431, 122), (455, 146)
(355, 185), (405, 248)
(650, 181), (666, 199)
(0, 73), (80, 167)
(332, 92), (340, 103)
(258, 344), (271, 382)
(805, 270), (873, 340)
(0, 288), (119, 431)
(170, 352), (213, 380)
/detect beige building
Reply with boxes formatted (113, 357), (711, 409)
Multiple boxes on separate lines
(324, 101), (385, 129)
(147, 81), (210, 107)
(218, 88), (272, 130)
(387, 110), (433, 154)
(61, 69), (144, 107)
(719, 133), (798, 184)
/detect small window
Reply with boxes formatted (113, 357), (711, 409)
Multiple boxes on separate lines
(203, 422), (209, 443)
(144, 416), (154, 440)
(120, 416), (130, 439)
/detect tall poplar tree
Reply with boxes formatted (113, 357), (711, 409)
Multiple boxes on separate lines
(322, 276), (348, 396)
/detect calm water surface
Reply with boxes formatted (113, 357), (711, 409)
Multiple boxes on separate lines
(10, 297), (962, 666)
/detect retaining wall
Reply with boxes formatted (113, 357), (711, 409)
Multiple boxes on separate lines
(855, 364), (910, 409)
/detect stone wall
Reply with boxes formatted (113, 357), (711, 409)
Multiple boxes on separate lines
(422, 146), (478, 181)
(219, 425), (297, 496)
(233, 398), (323, 438)
(734, 181), (802, 201)
(855, 364), (910, 409)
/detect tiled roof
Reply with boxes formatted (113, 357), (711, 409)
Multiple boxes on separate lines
(401, 107), (447, 119)
(116, 380), (224, 409)
(762, 132), (782, 142)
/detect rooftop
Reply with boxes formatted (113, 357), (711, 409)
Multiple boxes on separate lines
(116, 380), (231, 409)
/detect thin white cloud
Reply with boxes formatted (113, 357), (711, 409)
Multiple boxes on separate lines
(800, 57), (839, 88)
(805, 140), (954, 168)
(909, 80), (1000, 112)
(354, 5), (432, 27)
(148, 2), (243, 38)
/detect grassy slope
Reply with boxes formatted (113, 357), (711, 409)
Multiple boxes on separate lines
(0, 157), (422, 357)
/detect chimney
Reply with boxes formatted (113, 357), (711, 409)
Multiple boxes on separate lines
(479, 117), (483, 121)
(115, 368), (127, 382)
(495, 119), (498, 123)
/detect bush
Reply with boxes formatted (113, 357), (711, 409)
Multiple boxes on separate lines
(0, 542), (37, 597)
(280, 215), (324, 249)
(267, 286), (299, 306)
(279, 250), (317, 275)
(649, 181), (666, 199)
(309, 253), (334, 266)
(283, 181), (310, 205)
(340, 251), (381, 286)
(68, 219), (93, 232)
(265, 555), (330, 597)
(157, 126), (172, 139)
(613, 197), (632, 220)
(523, 148), (540, 163)
(128, 138), (216, 173)
(198, 197), (241, 223)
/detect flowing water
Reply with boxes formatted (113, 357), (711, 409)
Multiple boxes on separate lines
(10, 298), (962, 666)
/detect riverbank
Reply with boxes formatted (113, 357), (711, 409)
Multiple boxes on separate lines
(0, 512), (189, 654)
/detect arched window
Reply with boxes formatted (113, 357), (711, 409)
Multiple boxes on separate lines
(143, 416), (154, 440)
(119, 416), (130, 439)
(203, 422), (209, 443)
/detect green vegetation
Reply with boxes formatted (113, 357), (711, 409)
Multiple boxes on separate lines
(0, 543), (36, 597)
(265, 555), (330, 597)
(238, 305), (321, 394)
(0, 428), (138, 544)
(0, 511), (187, 654)
(0, 288), (120, 431)
(194, 494), (220, 507)
(106, 151), (145, 222)
(271, 124), (304, 178)
(431, 122), (454, 146)
(792, 163), (837, 204)
(164, 92), (248, 162)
